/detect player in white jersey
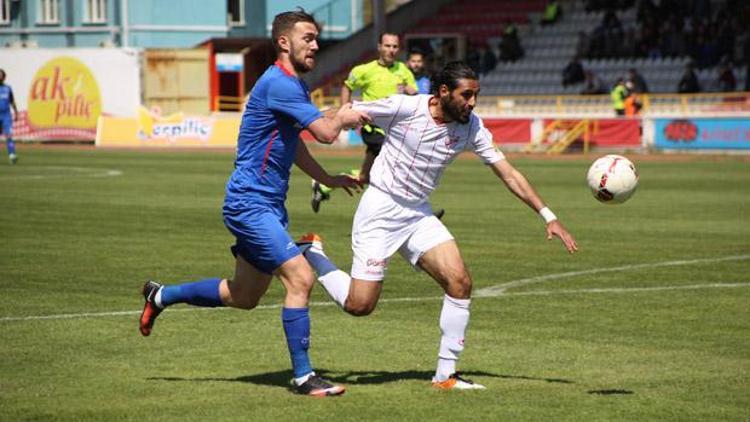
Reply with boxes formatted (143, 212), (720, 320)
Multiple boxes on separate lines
(298, 62), (578, 390)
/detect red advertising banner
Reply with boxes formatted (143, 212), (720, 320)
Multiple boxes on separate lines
(482, 118), (533, 144)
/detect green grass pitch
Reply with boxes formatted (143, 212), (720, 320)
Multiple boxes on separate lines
(0, 147), (748, 421)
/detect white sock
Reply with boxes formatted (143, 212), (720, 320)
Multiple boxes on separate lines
(154, 287), (165, 309)
(435, 294), (471, 382)
(294, 371), (315, 386)
(318, 270), (351, 308)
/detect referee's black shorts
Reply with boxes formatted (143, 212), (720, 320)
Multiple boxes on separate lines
(362, 125), (385, 156)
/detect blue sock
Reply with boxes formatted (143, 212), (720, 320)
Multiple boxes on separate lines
(282, 307), (313, 379)
(302, 249), (338, 277)
(160, 278), (224, 307)
(7, 138), (15, 155)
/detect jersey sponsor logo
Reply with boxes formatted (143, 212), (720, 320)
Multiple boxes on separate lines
(28, 56), (101, 129)
(366, 258), (388, 267)
(445, 135), (460, 148)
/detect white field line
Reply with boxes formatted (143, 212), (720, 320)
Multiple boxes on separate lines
(2, 281), (749, 323)
(0, 166), (123, 180)
(2, 255), (748, 323)
(474, 254), (750, 297)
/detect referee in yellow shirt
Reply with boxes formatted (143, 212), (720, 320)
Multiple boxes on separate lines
(311, 32), (418, 212)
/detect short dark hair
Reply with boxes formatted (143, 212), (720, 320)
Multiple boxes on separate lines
(378, 32), (399, 44)
(271, 9), (321, 51)
(431, 61), (477, 94)
(407, 50), (424, 59)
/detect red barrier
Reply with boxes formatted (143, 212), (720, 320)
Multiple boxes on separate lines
(483, 118), (641, 146)
(302, 118), (641, 147)
(482, 118), (532, 144)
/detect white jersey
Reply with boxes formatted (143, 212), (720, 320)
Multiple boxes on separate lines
(353, 94), (504, 204)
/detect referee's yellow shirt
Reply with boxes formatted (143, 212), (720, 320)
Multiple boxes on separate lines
(344, 60), (418, 101)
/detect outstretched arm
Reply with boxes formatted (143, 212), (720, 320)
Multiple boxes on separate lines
(294, 140), (363, 196)
(307, 103), (371, 144)
(491, 159), (578, 253)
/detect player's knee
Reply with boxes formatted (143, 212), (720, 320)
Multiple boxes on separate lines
(232, 295), (260, 310)
(446, 273), (473, 299)
(282, 266), (316, 293)
(344, 300), (376, 317)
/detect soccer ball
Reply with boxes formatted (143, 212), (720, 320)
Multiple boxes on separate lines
(586, 155), (639, 204)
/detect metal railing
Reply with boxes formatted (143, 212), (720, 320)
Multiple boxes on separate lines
(475, 92), (750, 117)
(220, 91), (750, 117)
(215, 95), (244, 112)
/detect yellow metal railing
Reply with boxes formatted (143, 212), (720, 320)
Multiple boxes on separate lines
(525, 119), (592, 154)
(224, 91), (749, 116)
(215, 95), (244, 112)
(482, 92), (750, 116)
(311, 91), (750, 115)
(546, 119), (591, 154)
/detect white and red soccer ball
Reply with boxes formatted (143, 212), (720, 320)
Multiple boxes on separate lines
(586, 155), (639, 204)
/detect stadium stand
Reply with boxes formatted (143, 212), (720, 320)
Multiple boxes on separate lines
(482, 1), (748, 95)
(314, 0), (748, 98)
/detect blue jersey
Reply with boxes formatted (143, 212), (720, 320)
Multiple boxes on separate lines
(0, 84), (14, 114)
(225, 61), (322, 205)
(415, 75), (431, 95)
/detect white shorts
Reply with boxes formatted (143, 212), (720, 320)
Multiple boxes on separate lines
(351, 186), (454, 281)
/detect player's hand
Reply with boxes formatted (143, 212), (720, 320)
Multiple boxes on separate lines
(403, 85), (418, 95)
(337, 102), (372, 129)
(326, 174), (364, 196)
(546, 220), (578, 254)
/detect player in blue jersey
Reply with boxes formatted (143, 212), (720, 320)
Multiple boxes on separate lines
(138, 10), (370, 397)
(0, 69), (18, 165)
(407, 50), (431, 95)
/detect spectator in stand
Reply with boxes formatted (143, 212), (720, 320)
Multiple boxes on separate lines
(562, 56), (585, 87)
(677, 62), (701, 93)
(626, 68), (649, 93)
(717, 59), (737, 92)
(575, 31), (591, 58)
(407, 50), (432, 94)
(623, 81), (642, 116)
(499, 20), (524, 62)
(479, 45), (497, 76)
(621, 26), (637, 57)
(581, 70), (607, 94)
(466, 48), (481, 75)
(611, 78), (628, 116)
(601, 10), (624, 57)
(540, 0), (561, 26)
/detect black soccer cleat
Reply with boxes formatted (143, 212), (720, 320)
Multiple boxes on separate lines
(139, 280), (163, 337)
(310, 180), (329, 213)
(293, 374), (345, 397)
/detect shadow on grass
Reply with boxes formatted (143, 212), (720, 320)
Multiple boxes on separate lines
(148, 369), (574, 389)
(588, 389), (634, 395)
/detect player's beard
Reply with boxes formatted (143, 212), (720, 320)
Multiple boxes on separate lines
(441, 95), (471, 124)
(289, 43), (315, 74)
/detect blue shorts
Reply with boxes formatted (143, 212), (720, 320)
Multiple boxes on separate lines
(1, 113), (11, 137)
(223, 198), (301, 275)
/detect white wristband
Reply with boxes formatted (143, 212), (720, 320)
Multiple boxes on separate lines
(539, 207), (557, 224)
